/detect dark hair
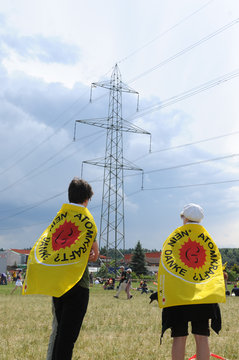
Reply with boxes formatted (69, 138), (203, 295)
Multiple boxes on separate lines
(68, 178), (94, 204)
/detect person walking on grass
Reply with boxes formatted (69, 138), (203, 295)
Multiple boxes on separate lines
(158, 203), (225, 360)
(126, 268), (133, 299)
(23, 178), (99, 360)
(10, 270), (23, 294)
(114, 266), (127, 299)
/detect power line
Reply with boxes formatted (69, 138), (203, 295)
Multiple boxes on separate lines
(0, 202), (102, 231)
(127, 152), (239, 177)
(128, 68), (239, 120)
(0, 86), (108, 177)
(141, 178), (239, 191)
(0, 190), (67, 224)
(133, 129), (239, 162)
(0, 130), (104, 193)
(127, 17), (239, 84)
(118, 0), (215, 64)
(0, 92), (88, 175)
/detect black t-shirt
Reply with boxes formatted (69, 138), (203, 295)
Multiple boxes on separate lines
(119, 271), (127, 283)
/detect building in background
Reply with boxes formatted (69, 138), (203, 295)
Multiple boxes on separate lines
(0, 249), (30, 273)
(124, 251), (161, 273)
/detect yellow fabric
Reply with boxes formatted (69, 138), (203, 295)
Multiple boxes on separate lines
(158, 224), (225, 308)
(23, 204), (97, 297)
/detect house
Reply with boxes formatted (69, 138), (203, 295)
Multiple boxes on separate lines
(0, 249), (30, 273)
(124, 251), (161, 273)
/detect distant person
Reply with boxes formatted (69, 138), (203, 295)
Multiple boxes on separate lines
(141, 280), (148, 294)
(7, 272), (12, 283)
(126, 268), (133, 299)
(1, 272), (7, 285)
(11, 270), (23, 293)
(89, 272), (94, 287)
(158, 203), (225, 360)
(231, 284), (239, 296)
(12, 271), (17, 282)
(23, 178), (99, 360)
(114, 266), (127, 299)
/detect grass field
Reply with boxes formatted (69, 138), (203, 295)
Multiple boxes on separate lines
(0, 283), (238, 360)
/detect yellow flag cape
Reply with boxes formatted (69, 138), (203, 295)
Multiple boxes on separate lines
(158, 224), (225, 308)
(23, 204), (97, 297)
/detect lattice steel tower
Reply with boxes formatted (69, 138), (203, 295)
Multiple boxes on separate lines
(75, 64), (150, 260)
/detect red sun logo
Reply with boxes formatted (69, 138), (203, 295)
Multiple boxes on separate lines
(52, 221), (81, 251)
(179, 238), (206, 269)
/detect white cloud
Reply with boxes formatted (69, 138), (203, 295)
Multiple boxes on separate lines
(0, 0), (239, 250)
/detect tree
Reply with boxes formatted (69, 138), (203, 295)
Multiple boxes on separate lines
(231, 264), (239, 274)
(130, 241), (148, 276)
(227, 269), (238, 282)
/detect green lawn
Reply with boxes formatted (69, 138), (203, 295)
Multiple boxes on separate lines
(0, 283), (238, 360)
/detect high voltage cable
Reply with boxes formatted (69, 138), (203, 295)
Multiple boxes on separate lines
(127, 152), (239, 178)
(0, 92), (88, 174)
(0, 202), (102, 231)
(0, 130), (104, 193)
(0, 178), (103, 225)
(1, 10), (234, 177)
(118, 0), (215, 64)
(128, 68), (239, 120)
(0, 190), (67, 224)
(0, 89), (107, 177)
(141, 178), (239, 192)
(3, 175), (239, 230)
(133, 130), (239, 162)
(127, 17), (239, 84)
(1, 151), (239, 220)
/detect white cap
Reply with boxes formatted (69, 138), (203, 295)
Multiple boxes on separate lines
(127, 268), (132, 272)
(180, 203), (204, 222)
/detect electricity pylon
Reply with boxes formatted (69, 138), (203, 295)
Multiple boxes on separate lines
(74, 64), (151, 266)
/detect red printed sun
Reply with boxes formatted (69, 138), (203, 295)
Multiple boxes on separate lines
(179, 238), (206, 269)
(52, 221), (81, 251)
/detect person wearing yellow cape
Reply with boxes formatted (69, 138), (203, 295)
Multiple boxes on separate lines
(158, 203), (225, 360)
(23, 178), (99, 360)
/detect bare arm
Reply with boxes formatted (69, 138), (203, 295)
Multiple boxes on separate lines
(88, 241), (99, 262)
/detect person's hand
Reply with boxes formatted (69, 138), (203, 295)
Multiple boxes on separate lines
(88, 249), (95, 261)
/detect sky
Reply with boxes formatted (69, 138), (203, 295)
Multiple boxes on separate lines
(0, 0), (239, 252)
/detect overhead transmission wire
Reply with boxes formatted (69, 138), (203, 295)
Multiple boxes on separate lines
(127, 17), (239, 85)
(0, 92), (88, 176)
(0, 130), (104, 194)
(125, 178), (239, 196)
(118, 0), (215, 64)
(0, 201), (103, 231)
(133, 130), (239, 162)
(0, 88), (108, 178)
(0, 3), (224, 178)
(127, 68), (239, 121)
(2, 68), (238, 219)
(125, 152), (239, 180)
(0, 1), (234, 227)
(0, 176), (103, 226)
(2, 66), (238, 217)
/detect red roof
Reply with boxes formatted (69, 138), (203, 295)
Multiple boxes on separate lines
(145, 252), (161, 258)
(10, 249), (31, 255)
(124, 251), (161, 263)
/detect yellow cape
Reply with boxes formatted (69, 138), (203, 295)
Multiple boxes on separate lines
(158, 224), (225, 308)
(23, 204), (97, 297)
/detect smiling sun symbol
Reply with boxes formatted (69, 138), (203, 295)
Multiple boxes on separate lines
(179, 238), (206, 269)
(52, 221), (81, 251)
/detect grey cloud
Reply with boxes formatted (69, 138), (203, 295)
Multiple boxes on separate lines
(1, 33), (81, 64)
